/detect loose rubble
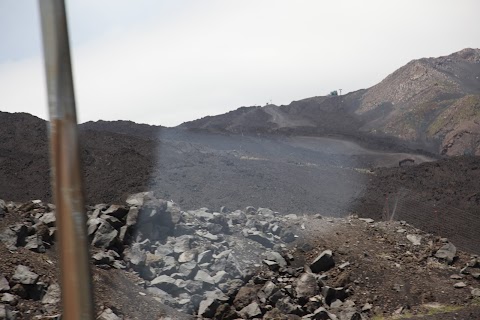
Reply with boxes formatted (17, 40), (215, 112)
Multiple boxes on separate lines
(1, 194), (480, 319)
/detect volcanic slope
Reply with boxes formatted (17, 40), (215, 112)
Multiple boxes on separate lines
(182, 48), (480, 156)
(1, 111), (434, 216)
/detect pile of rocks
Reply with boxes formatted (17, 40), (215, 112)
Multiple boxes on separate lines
(3, 194), (479, 319)
(199, 249), (368, 320)
(0, 193), (304, 317)
(0, 265), (60, 319)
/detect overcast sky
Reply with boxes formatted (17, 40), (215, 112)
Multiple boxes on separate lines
(0, 0), (479, 127)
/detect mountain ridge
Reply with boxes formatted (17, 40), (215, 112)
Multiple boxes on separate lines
(181, 48), (480, 156)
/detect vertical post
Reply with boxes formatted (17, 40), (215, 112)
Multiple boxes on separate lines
(38, 1), (95, 319)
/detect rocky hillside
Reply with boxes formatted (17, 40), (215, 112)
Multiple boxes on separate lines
(182, 48), (480, 156)
(1, 194), (480, 319)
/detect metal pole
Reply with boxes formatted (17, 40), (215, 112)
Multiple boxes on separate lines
(38, 1), (95, 319)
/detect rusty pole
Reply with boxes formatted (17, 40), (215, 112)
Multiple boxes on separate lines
(38, 1), (95, 319)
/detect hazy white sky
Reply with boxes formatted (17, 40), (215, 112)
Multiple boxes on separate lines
(0, 0), (479, 126)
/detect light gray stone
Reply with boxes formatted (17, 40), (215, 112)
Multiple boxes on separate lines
(435, 243), (457, 264)
(198, 298), (220, 318)
(258, 281), (278, 304)
(12, 265), (39, 285)
(1, 293), (17, 306)
(406, 234), (422, 246)
(24, 234), (45, 253)
(225, 253), (245, 278)
(124, 243), (146, 266)
(155, 244), (174, 257)
(173, 236), (192, 254)
(244, 230), (274, 248)
(196, 230), (219, 241)
(39, 212), (56, 226)
(194, 270), (215, 285)
(42, 283), (60, 305)
(239, 302), (262, 318)
(178, 250), (197, 263)
(126, 192), (154, 206)
(212, 270), (229, 284)
(178, 261), (198, 279)
(86, 218), (103, 237)
(265, 251), (287, 267)
(0, 275), (9, 292)
(150, 275), (181, 292)
(126, 206), (139, 226)
(91, 220), (118, 248)
(92, 251), (115, 265)
(296, 273), (320, 299)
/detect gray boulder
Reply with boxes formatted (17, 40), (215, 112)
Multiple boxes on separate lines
(194, 270), (215, 285)
(178, 261), (198, 279)
(39, 212), (56, 226)
(296, 273), (320, 300)
(265, 251), (287, 267)
(258, 281), (278, 304)
(125, 206), (139, 226)
(124, 243), (147, 266)
(0, 223), (28, 250)
(435, 243), (457, 264)
(178, 250), (197, 263)
(244, 230), (275, 248)
(12, 265), (39, 285)
(225, 253), (245, 278)
(42, 283), (61, 305)
(91, 220), (118, 248)
(212, 270), (229, 285)
(150, 275), (182, 292)
(126, 191), (154, 206)
(198, 298), (221, 318)
(239, 301), (262, 318)
(1, 293), (17, 306)
(173, 236), (192, 254)
(24, 234), (45, 253)
(0, 275), (10, 292)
